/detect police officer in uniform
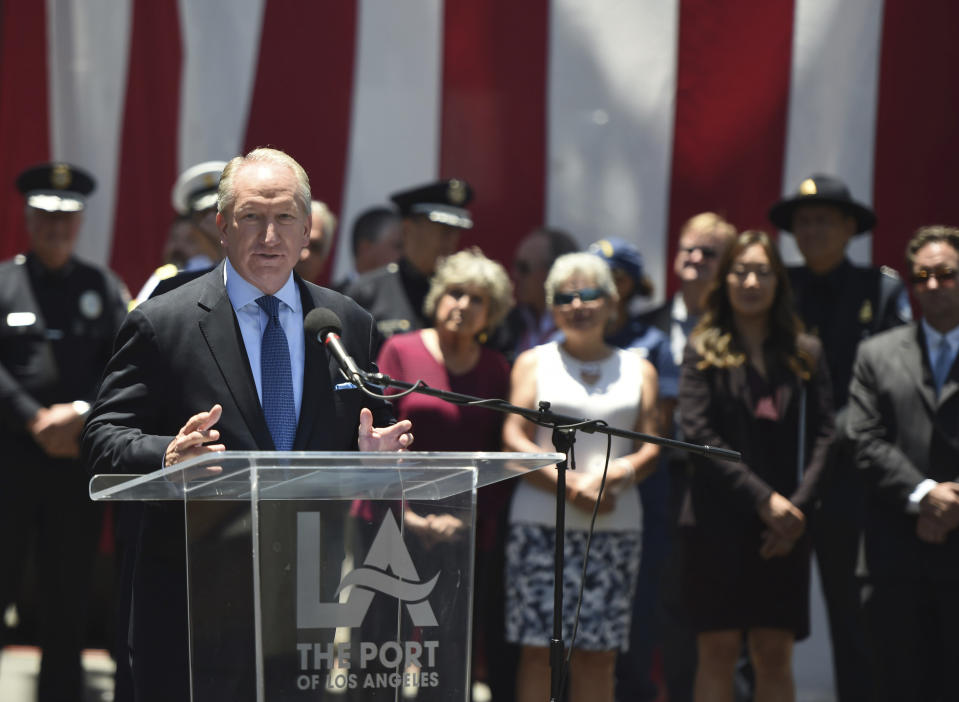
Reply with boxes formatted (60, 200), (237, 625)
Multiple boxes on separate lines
(345, 179), (473, 339)
(769, 174), (910, 702)
(133, 161), (227, 304)
(0, 163), (129, 702)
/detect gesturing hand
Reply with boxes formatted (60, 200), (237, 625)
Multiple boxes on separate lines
(164, 404), (225, 467)
(357, 407), (414, 452)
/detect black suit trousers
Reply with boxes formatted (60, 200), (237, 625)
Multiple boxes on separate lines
(861, 575), (959, 702)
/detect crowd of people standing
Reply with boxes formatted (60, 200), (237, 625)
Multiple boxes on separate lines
(1, 151), (957, 702)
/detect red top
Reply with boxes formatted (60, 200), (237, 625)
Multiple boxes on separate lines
(377, 331), (510, 452)
(377, 331), (513, 550)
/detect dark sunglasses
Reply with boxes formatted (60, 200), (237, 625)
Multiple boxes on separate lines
(911, 267), (958, 286)
(553, 287), (605, 306)
(681, 245), (718, 259)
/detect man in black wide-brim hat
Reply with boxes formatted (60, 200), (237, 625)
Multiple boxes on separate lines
(769, 173), (910, 702)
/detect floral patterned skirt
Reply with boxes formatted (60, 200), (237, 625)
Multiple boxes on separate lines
(504, 523), (641, 651)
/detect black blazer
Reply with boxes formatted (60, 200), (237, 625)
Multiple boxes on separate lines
(847, 323), (959, 579)
(678, 334), (835, 529)
(80, 263), (392, 701)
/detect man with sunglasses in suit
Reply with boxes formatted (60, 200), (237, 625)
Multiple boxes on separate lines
(768, 174), (910, 702)
(847, 225), (959, 701)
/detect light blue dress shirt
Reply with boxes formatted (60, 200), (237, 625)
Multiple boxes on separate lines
(921, 318), (959, 391)
(224, 259), (305, 421)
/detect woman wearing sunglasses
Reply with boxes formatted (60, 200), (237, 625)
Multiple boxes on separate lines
(502, 252), (660, 702)
(678, 230), (835, 702)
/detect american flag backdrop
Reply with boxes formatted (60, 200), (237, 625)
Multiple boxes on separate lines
(2, 1), (958, 694)
(1, 0), (958, 303)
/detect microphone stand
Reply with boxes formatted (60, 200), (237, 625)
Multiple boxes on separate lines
(351, 368), (740, 702)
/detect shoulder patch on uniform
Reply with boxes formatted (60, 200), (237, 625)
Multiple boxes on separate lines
(879, 265), (900, 279)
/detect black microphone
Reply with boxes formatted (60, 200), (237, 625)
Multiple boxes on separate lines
(304, 308), (366, 386)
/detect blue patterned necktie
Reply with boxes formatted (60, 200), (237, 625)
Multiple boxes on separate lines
(256, 295), (296, 450)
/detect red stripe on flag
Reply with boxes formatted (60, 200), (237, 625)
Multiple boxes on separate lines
(0, 3), (49, 260)
(109, 1), (182, 291)
(243, 1), (357, 286)
(439, 0), (549, 266)
(665, 0), (795, 296)
(872, 0), (959, 275)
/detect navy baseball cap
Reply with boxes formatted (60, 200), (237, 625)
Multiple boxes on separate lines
(588, 237), (644, 283)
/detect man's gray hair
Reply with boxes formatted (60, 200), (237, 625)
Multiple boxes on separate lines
(218, 147), (311, 217)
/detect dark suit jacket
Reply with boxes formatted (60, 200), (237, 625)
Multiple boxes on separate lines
(847, 323), (959, 580)
(81, 263), (391, 701)
(678, 334), (835, 527)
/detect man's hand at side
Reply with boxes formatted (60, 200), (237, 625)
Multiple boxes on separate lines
(29, 402), (86, 458)
(165, 404), (225, 467)
(357, 407), (413, 452)
(918, 482), (959, 541)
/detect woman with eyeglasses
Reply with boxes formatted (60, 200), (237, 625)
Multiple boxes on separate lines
(502, 252), (660, 702)
(677, 230), (835, 702)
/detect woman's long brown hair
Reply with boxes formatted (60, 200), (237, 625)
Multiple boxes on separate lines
(691, 230), (813, 380)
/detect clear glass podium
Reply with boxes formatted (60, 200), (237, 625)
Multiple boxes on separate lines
(90, 451), (560, 702)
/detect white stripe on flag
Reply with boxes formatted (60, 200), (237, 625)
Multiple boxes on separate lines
(177, 0), (267, 172)
(780, 0), (885, 266)
(334, 0), (445, 282)
(546, 0), (680, 303)
(47, 0), (133, 267)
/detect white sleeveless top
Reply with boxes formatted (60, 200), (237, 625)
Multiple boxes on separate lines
(509, 342), (643, 532)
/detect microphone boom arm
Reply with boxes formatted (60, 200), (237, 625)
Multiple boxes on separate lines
(358, 368), (741, 463)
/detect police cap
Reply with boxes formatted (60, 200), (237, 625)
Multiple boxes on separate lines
(16, 162), (95, 213)
(390, 178), (474, 229)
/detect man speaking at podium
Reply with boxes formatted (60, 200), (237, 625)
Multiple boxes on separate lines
(82, 148), (412, 701)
